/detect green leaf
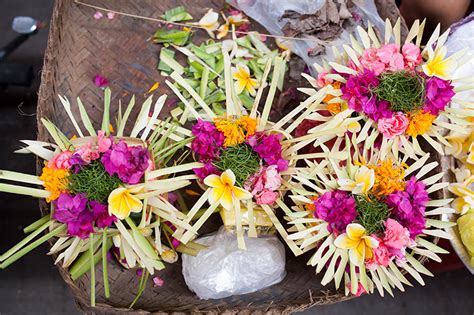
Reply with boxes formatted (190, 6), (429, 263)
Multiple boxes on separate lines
(158, 47), (184, 74)
(153, 29), (191, 46)
(238, 93), (254, 110)
(161, 6), (193, 22)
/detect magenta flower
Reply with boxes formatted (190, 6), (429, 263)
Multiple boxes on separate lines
(53, 193), (95, 239)
(193, 162), (220, 180)
(247, 132), (288, 171)
(94, 74), (109, 88)
(101, 140), (150, 184)
(423, 76), (455, 115)
(90, 200), (116, 228)
(313, 190), (357, 233)
(341, 69), (392, 122)
(386, 176), (429, 238)
(191, 119), (224, 162)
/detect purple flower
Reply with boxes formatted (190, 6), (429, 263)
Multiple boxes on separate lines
(341, 69), (392, 122)
(69, 154), (86, 173)
(193, 162), (220, 180)
(191, 119), (224, 162)
(314, 190), (357, 233)
(90, 200), (116, 228)
(53, 193), (94, 239)
(423, 76), (455, 115)
(247, 132), (289, 171)
(386, 176), (429, 238)
(94, 74), (109, 88)
(101, 140), (150, 184)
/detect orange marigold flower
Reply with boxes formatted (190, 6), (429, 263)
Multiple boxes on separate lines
(214, 115), (257, 147)
(369, 160), (406, 198)
(305, 195), (319, 211)
(39, 165), (69, 202)
(406, 110), (436, 137)
(323, 82), (343, 114)
(327, 103), (342, 114)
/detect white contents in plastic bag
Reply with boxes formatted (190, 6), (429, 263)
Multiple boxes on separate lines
(182, 227), (286, 299)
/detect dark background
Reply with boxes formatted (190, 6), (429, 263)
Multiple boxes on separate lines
(0, 1), (472, 314)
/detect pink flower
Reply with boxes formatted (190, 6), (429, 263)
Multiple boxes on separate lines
(94, 74), (109, 89)
(107, 12), (115, 19)
(376, 44), (404, 71)
(317, 70), (332, 88)
(402, 43), (422, 69)
(244, 165), (282, 203)
(346, 282), (367, 297)
(377, 112), (409, 138)
(75, 143), (99, 164)
(93, 11), (103, 19)
(97, 130), (112, 153)
(255, 190), (279, 205)
(383, 218), (411, 249)
(153, 276), (164, 287)
(359, 48), (386, 75)
(48, 151), (73, 169)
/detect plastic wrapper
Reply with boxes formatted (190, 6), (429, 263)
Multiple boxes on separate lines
(229, 0), (385, 76)
(182, 227), (286, 299)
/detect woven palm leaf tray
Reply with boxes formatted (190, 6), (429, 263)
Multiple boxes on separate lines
(35, 0), (431, 313)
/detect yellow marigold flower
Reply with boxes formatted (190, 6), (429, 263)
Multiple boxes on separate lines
(39, 166), (69, 202)
(369, 160), (406, 198)
(108, 187), (143, 220)
(214, 116), (257, 147)
(406, 110), (436, 137)
(204, 170), (252, 210)
(334, 223), (379, 266)
(422, 46), (456, 79)
(232, 63), (259, 96)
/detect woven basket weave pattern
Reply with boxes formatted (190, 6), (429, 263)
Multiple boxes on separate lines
(37, 1), (406, 313)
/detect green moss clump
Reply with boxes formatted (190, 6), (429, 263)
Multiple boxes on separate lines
(213, 143), (261, 186)
(68, 160), (122, 203)
(375, 71), (425, 113)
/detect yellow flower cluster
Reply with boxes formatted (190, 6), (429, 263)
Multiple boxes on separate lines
(406, 110), (436, 137)
(214, 116), (257, 147)
(39, 165), (69, 202)
(369, 160), (406, 199)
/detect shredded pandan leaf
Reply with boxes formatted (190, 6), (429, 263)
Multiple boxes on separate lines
(355, 195), (390, 235)
(68, 160), (122, 203)
(374, 71), (425, 113)
(153, 29), (191, 46)
(161, 6), (193, 22)
(213, 143), (261, 187)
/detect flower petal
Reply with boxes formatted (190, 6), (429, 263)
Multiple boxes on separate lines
(221, 169), (236, 186)
(208, 187), (225, 205)
(346, 223), (366, 240)
(204, 174), (222, 188)
(232, 186), (252, 200)
(363, 235), (379, 248)
(220, 187), (234, 210)
(108, 187), (143, 220)
(349, 247), (364, 266)
(334, 233), (359, 249)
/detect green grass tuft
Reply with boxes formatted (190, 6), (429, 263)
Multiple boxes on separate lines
(68, 160), (122, 203)
(213, 143), (261, 187)
(355, 195), (391, 235)
(374, 71), (425, 113)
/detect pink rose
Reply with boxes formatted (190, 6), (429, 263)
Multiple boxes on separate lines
(255, 189), (279, 205)
(263, 165), (281, 191)
(376, 44), (404, 71)
(377, 112), (409, 138)
(75, 143), (99, 163)
(317, 70), (332, 88)
(383, 218), (411, 249)
(97, 130), (112, 153)
(48, 151), (73, 169)
(402, 43), (422, 69)
(359, 48), (386, 75)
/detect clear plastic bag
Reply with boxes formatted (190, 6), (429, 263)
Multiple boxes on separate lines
(182, 227), (286, 299)
(229, 0), (385, 76)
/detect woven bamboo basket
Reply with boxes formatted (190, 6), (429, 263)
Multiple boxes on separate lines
(37, 0), (412, 313)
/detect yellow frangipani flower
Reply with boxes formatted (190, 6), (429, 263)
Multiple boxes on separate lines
(467, 142), (474, 165)
(445, 134), (470, 158)
(198, 9), (220, 38)
(457, 212), (474, 267)
(216, 23), (229, 39)
(204, 170), (252, 210)
(449, 178), (474, 215)
(334, 223), (379, 266)
(337, 165), (375, 195)
(422, 46), (456, 79)
(108, 187), (143, 220)
(232, 63), (259, 96)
